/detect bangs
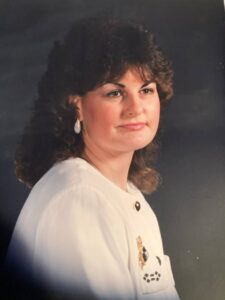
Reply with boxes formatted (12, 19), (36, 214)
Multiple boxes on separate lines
(97, 63), (154, 88)
(72, 18), (155, 94)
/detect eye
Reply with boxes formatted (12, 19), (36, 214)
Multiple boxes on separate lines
(140, 87), (155, 95)
(106, 89), (123, 98)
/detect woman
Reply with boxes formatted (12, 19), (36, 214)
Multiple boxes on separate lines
(6, 17), (179, 299)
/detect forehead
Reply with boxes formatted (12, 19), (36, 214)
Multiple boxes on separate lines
(103, 65), (153, 85)
(120, 67), (152, 82)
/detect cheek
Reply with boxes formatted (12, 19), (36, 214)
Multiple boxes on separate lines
(148, 98), (160, 122)
(83, 102), (118, 132)
(98, 108), (120, 133)
(156, 102), (160, 122)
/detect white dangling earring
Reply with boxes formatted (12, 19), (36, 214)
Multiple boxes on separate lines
(74, 119), (81, 134)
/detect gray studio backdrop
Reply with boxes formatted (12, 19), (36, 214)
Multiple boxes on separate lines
(0, 0), (224, 299)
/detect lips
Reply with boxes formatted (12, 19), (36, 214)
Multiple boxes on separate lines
(119, 122), (146, 130)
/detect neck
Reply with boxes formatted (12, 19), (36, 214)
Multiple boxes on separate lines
(82, 147), (133, 191)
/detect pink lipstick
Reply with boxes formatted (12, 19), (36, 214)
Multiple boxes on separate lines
(119, 122), (146, 130)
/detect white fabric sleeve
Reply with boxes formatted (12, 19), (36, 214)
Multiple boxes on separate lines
(32, 185), (135, 299)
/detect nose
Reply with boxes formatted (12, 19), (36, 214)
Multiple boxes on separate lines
(123, 93), (143, 118)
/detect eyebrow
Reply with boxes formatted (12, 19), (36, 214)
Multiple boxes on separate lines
(108, 80), (153, 89)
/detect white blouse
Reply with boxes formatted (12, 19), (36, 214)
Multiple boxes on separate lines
(7, 158), (180, 300)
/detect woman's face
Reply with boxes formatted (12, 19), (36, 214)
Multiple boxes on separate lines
(74, 67), (160, 158)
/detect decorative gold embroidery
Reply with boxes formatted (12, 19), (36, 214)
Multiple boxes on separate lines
(136, 236), (149, 269)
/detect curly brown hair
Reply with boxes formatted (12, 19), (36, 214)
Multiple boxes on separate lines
(15, 17), (173, 194)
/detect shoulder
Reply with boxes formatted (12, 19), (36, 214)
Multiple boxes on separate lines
(32, 157), (93, 196)
(23, 157), (106, 213)
(33, 183), (128, 271)
(11, 168), (127, 262)
(13, 158), (125, 247)
(32, 162), (126, 241)
(40, 182), (121, 225)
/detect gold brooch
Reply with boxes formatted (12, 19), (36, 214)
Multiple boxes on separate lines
(136, 236), (149, 269)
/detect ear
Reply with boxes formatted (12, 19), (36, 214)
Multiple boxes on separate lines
(68, 95), (84, 121)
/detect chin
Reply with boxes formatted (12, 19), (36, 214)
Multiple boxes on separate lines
(137, 135), (156, 147)
(127, 140), (153, 151)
